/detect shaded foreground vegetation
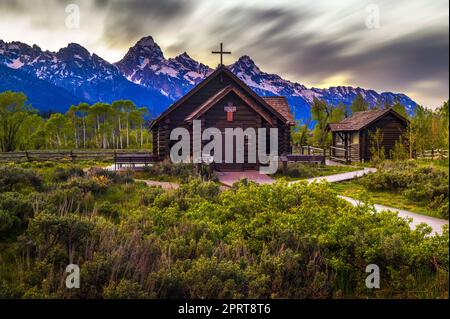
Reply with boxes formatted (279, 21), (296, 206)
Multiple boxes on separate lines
(0, 162), (448, 299)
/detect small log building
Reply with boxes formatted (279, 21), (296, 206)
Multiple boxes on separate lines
(327, 108), (409, 162)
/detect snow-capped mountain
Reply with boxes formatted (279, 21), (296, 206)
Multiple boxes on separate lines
(228, 55), (417, 117)
(0, 36), (417, 119)
(115, 36), (212, 100)
(0, 39), (171, 113)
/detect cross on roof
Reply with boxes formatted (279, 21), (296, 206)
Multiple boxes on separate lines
(212, 42), (231, 66)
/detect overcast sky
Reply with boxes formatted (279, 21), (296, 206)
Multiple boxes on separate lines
(0, 0), (448, 108)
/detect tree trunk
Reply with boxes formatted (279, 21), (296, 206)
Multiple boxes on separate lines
(82, 117), (86, 148)
(126, 118), (129, 148)
(118, 116), (123, 149)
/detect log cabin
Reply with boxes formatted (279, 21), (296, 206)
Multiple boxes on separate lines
(327, 108), (409, 162)
(150, 65), (295, 171)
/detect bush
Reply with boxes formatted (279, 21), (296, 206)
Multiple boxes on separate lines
(65, 176), (109, 195)
(97, 201), (120, 220)
(142, 161), (217, 182)
(0, 192), (34, 239)
(51, 166), (84, 182)
(42, 187), (86, 214)
(139, 186), (165, 206)
(0, 166), (42, 192)
(88, 168), (133, 184)
(362, 161), (449, 218)
(285, 163), (315, 178)
(103, 280), (149, 299)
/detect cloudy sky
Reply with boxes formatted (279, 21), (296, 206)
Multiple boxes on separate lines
(0, 0), (448, 108)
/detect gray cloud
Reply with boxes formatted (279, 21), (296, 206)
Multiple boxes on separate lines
(0, 0), (448, 107)
(100, 0), (192, 48)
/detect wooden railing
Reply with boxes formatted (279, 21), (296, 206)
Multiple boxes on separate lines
(417, 149), (448, 160)
(329, 146), (348, 162)
(0, 149), (152, 162)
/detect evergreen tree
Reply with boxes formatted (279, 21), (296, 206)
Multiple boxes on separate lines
(350, 93), (369, 113)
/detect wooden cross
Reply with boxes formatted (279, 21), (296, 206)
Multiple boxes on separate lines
(212, 42), (231, 66)
(224, 102), (237, 122)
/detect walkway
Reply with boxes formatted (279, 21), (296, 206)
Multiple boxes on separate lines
(303, 167), (377, 184)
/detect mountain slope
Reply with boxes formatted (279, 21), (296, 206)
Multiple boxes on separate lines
(0, 64), (83, 112)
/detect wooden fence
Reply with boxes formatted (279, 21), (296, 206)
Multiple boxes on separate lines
(0, 150), (152, 163)
(416, 149), (448, 160)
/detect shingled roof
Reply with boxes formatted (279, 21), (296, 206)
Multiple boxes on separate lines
(261, 96), (295, 124)
(327, 108), (407, 132)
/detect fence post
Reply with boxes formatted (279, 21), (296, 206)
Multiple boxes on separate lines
(114, 150), (116, 171)
(282, 155), (288, 176)
(308, 146), (311, 155)
(25, 150), (31, 162)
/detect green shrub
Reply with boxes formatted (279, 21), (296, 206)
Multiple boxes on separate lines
(97, 201), (120, 220)
(362, 161), (449, 218)
(139, 186), (165, 206)
(87, 168), (133, 184)
(51, 166), (84, 182)
(285, 163), (315, 178)
(0, 192), (34, 239)
(141, 161), (217, 182)
(0, 166), (42, 192)
(65, 177), (108, 195)
(103, 280), (149, 299)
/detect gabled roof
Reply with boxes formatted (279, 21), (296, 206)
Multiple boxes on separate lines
(327, 108), (408, 132)
(150, 65), (294, 128)
(185, 85), (275, 125)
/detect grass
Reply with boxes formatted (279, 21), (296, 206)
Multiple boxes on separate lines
(274, 163), (361, 181)
(331, 179), (444, 219)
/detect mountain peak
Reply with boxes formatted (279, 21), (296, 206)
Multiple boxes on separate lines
(136, 36), (156, 47)
(237, 55), (255, 64)
(59, 43), (91, 58)
(230, 55), (260, 75)
(178, 51), (190, 59)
